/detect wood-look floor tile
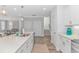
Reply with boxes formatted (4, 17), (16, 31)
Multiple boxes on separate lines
(32, 35), (59, 53)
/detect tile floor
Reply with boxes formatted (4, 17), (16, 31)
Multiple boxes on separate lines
(32, 35), (60, 53)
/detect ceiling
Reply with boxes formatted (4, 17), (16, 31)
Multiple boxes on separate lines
(0, 5), (55, 17)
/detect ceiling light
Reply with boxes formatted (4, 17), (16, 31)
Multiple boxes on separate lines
(2, 9), (6, 15)
(14, 8), (17, 11)
(43, 8), (46, 10)
(21, 18), (24, 21)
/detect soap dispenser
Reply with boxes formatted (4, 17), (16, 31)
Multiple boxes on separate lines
(66, 20), (73, 35)
(66, 27), (72, 35)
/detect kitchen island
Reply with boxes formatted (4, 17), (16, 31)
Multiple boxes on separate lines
(59, 34), (79, 53)
(0, 32), (34, 53)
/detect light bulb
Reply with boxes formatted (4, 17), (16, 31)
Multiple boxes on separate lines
(14, 8), (17, 11)
(21, 18), (24, 21)
(2, 10), (6, 14)
(43, 8), (46, 10)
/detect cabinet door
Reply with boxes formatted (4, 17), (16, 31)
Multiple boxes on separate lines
(59, 36), (71, 53)
(59, 36), (65, 52)
(23, 41), (30, 53)
(28, 35), (34, 52)
(62, 37), (71, 53)
(16, 45), (25, 53)
(33, 20), (44, 36)
(24, 20), (33, 32)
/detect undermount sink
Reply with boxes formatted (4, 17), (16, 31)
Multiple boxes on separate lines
(21, 33), (30, 37)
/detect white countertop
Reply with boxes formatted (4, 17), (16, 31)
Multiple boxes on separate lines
(0, 32), (33, 53)
(59, 34), (79, 40)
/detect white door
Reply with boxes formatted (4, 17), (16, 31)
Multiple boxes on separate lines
(24, 20), (33, 32)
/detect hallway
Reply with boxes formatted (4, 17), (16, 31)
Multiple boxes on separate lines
(32, 35), (60, 53)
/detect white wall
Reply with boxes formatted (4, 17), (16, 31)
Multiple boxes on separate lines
(62, 6), (71, 26)
(23, 16), (44, 36)
(70, 6), (79, 25)
(63, 5), (79, 25)
(62, 6), (79, 34)
(57, 6), (64, 33)
(51, 6), (65, 51)
(44, 16), (50, 30)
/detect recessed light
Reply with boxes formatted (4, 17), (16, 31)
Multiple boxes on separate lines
(21, 18), (24, 21)
(14, 8), (17, 11)
(43, 8), (46, 10)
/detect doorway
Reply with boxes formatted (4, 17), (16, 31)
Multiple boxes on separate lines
(44, 16), (51, 36)
(32, 16), (58, 53)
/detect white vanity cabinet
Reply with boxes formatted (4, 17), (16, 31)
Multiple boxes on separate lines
(59, 35), (71, 53)
(63, 38), (71, 53)
(16, 33), (34, 53)
(59, 34), (79, 53)
(0, 32), (34, 53)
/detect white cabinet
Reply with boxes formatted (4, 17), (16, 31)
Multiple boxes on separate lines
(60, 36), (71, 53)
(71, 40), (79, 53)
(16, 43), (26, 53)
(59, 34), (79, 53)
(16, 33), (34, 53)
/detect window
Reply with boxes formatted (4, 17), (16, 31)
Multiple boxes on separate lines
(8, 21), (13, 30)
(1, 21), (5, 30)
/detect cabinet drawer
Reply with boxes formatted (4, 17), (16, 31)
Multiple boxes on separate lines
(60, 36), (71, 53)
(16, 34), (34, 53)
(16, 45), (25, 53)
